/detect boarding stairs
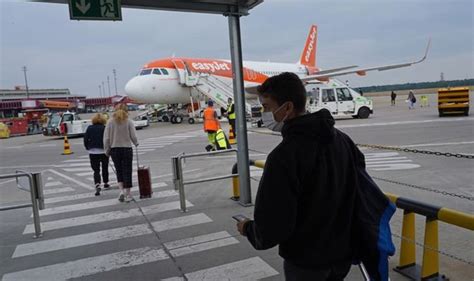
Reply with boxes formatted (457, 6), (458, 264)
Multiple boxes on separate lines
(171, 59), (255, 116)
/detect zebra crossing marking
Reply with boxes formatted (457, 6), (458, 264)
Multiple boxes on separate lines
(165, 231), (239, 257)
(24, 201), (193, 234)
(44, 181), (62, 187)
(364, 152), (420, 171)
(13, 224), (153, 258)
(162, 257), (279, 281)
(44, 183), (168, 204)
(151, 213), (212, 232)
(42, 187), (75, 195)
(3, 247), (168, 281)
(37, 190), (178, 217)
(48, 169), (94, 190)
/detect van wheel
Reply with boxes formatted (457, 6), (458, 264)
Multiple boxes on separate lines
(162, 115), (169, 122)
(357, 107), (370, 119)
(188, 118), (195, 124)
(175, 116), (183, 124)
(170, 116), (176, 124)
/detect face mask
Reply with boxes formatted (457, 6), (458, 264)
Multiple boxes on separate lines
(262, 102), (288, 132)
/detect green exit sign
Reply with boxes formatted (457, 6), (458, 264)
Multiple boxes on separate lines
(69, 0), (122, 21)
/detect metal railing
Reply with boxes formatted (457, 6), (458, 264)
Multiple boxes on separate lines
(235, 160), (474, 281)
(0, 171), (44, 238)
(172, 149), (239, 212)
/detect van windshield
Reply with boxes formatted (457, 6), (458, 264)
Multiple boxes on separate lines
(48, 114), (61, 127)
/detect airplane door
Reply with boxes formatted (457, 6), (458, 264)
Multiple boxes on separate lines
(321, 89), (337, 115)
(335, 88), (355, 113)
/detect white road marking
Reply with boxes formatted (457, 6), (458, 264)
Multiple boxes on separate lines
(137, 149), (155, 152)
(76, 169), (135, 176)
(3, 247), (168, 281)
(39, 144), (57, 147)
(48, 169), (94, 190)
(63, 159), (88, 163)
(24, 201), (192, 234)
(367, 163), (421, 171)
(151, 169), (201, 180)
(364, 152), (399, 158)
(13, 224), (153, 258)
(365, 156), (409, 161)
(366, 159), (413, 165)
(151, 213), (212, 232)
(45, 181), (62, 187)
(165, 231), (238, 257)
(0, 179), (16, 185)
(402, 141), (474, 148)
(63, 167), (95, 172)
(37, 190), (177, 217)
(337, 117), (474, 129)
(162, 257), (279, 281)
(42, 187), (74, 195)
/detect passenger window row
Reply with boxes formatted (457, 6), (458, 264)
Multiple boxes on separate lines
(140, 68), (169, 76)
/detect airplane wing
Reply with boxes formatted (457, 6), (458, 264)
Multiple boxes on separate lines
(245, 39), (431, 94)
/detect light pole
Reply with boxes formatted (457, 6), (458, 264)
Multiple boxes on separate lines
(22, 66), (30, 99)
(99, 85), (102, 98)
(101, 81), (105, 98)
(107, 76), (111, 97)
(112, 69), (118, 95)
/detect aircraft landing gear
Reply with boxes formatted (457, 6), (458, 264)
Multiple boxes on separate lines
(170, 115), (183, 124)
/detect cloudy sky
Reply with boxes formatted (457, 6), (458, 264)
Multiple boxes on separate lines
(1, 0), (473, 97)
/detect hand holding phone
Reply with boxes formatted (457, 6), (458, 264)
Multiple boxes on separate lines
(232, 214), (249, 222)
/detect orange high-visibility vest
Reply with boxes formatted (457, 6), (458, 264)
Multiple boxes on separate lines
(203, 107), (219, 132)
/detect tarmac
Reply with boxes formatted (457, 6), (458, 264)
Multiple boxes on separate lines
(0, 93), (473, 280)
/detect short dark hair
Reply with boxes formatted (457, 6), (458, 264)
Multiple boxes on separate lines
(257, 72), (306, 113)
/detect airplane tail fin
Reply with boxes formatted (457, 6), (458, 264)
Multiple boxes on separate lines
(299, 25), (318, 68)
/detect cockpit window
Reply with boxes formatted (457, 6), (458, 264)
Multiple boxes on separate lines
(161, 68), (169, 75)
(140, 69), (152, 76)
(152, 69), (162, 75)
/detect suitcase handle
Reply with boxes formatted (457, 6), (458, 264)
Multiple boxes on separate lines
(135, 146), (140, 170)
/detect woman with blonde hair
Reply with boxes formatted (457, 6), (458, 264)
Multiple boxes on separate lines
(104, 104), (138, 202)
(84, 113), (109, 196)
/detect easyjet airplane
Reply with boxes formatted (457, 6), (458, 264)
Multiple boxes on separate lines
(124, 25), (429, 114)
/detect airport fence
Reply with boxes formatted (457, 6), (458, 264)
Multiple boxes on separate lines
(233, 159), (474, 281)
(0, 171), (44, 238)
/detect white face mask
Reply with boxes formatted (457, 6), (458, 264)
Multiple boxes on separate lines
(261, 102), (288, 132)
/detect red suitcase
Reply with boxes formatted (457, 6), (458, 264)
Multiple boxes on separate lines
(136, 149), (152, 198)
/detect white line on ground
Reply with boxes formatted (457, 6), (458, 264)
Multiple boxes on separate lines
(63, 159), (89, 163)
(39, 144), (57, 147)
(364, 152), (400, 158)
(136, 149), (155, 152)
(0, 179), (16, 185)
(151, 213), (212, 232)
(45, 181), (62, 187)
(3, 247), (168, 281)
(13, 224), (153, 258)
(151, 169), (201, 180)
(165, 231), (238, 257)
(23, 201), (193, 234)
(366, 159), (412, 165)
(42, 187), (75, 195)
(401, 141), (474, 148)
(162, 257), (279, 281)
(368, 163), (421, 171)
(365, 157), (408, 161)
(37, 190), (177, 217)
(337, 117), (474, 129)
(48, 169), (94, 190)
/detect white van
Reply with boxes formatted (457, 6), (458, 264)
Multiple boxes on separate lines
(306, 84), (373, 119)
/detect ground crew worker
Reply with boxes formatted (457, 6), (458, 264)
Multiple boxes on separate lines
(226, 97), (236, 138)
(214, 128), (231, 150)
(203, 100), (220, 151)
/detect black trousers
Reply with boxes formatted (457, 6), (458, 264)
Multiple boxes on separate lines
(229, 118), (236, 136)
(110, 147), (133, 189)
(89, 154), (109, 185)
(284, 260), (351, 281)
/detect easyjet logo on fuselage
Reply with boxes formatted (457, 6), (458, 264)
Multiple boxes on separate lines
(191, 61), (231, 73)
(305, 26), (317, 63)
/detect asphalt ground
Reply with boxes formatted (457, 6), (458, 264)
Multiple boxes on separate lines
(0, 94), (473, 280)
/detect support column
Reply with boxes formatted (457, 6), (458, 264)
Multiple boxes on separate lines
(227, 14), (251, 206)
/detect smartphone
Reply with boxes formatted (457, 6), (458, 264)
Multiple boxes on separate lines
(232, 214), (249, 222)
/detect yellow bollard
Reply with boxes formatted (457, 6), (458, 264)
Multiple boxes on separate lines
(62, 135), (74, 155)
(228, 124), (236, 145)
(232, 176), (240, 200)
(421, 218), (440, 279)
(398, 211), (416, 268)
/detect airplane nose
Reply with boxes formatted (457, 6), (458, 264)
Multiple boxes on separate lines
(124, 77), (142, 99)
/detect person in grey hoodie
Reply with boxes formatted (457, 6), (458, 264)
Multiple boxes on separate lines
(104, 104), (138, 202)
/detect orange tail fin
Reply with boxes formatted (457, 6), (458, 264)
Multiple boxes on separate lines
(299, 25), (318, 68)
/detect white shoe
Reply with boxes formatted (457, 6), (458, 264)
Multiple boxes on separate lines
(125, 195), (133, 202)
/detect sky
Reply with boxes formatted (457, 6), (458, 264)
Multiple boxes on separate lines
(0, 0), (473, 98)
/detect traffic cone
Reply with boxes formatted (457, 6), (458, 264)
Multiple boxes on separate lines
(62, 136), (74, 155)
(229, 124), (236, 145)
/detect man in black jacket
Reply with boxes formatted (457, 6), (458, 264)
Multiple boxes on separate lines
(237, 73), (364, 280)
